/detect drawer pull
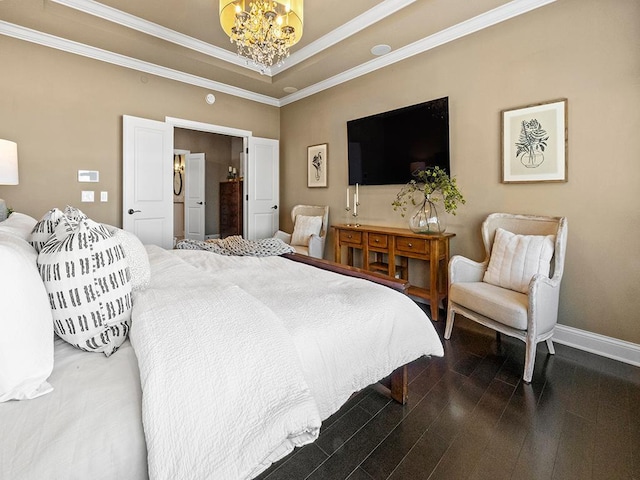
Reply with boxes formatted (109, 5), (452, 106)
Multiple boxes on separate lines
(374, 239), (379, 243)
(348, 234), (352, 239)
(408, 242), (413, 247)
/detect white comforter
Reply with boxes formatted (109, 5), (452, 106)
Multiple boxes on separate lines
(133, 246), (444, 479)
(131, 259), (321, 480)
(170, 248), (445, 419)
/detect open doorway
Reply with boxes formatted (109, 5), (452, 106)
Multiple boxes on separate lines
(172, 128), (244, 241)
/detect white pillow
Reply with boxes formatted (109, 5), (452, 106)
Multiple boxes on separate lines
(483, 228), (555, 294)
(290, 215), (323, 246)
(0, 232), (54, 402)
(104, 225), (151, 291)
(0, 212), (37, 240)
(37, 217), (133, 357)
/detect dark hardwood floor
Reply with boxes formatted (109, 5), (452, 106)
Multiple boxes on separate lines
(256, 308), (640, 480)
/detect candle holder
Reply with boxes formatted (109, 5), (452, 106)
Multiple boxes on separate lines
(352, 199), (361, 227)
(344, 207), (352, 226)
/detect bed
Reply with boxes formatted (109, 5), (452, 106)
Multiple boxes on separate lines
(0, 210), (444, 480)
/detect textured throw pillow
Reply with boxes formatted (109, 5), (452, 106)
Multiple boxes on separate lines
(30, 206), (88, 253)
(483, 228), (555, 294)
(290, 215), (323, 246)
(37, 217), (133, 356)
(63, 205), (88, 222)
(0, 212), (37, 240)
(103, 225), (151, 291)
(0, 232), (54, 402)
(29, 208), (65, 253)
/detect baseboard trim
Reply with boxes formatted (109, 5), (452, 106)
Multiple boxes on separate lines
(553, 324), (640, 368)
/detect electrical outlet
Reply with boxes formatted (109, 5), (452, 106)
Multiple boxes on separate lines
(81, 191), (94, 202)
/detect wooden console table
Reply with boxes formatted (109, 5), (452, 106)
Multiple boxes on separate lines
(333, 224), (455, 321)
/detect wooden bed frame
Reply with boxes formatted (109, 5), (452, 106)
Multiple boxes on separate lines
(282, 253), (410, 404)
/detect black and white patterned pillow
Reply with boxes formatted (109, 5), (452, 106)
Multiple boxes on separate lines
(29, 208), (65, 253)
(63, 205), (88, 222)
(37, 216), (133, 356)
(30, 206), (89, 253)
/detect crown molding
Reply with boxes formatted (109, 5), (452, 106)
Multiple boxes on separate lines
(50, 0), (415, 78)
(0, 21), (280, 107)
(2, 0), (556, 108)
(269, 0), (416, 75)
(50, 0), (269, 75)
(279, 0), (557, 106)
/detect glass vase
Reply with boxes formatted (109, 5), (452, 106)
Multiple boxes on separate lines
(408, 195), (446, 234)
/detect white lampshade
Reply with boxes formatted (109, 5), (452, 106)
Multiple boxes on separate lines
(0, 139), (19, 185)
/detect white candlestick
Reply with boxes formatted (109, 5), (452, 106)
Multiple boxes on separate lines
(353, 193), (357, 215)
(346, 188), (350, 208)
(356, 183), (359, 203)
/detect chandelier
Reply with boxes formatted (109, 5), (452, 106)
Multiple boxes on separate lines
(219, 0), (303, 72)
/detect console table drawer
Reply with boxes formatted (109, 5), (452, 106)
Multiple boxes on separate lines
(396, 236), (429, 255)
(339, 230), (363, 245)
(368, 233), (388, 248)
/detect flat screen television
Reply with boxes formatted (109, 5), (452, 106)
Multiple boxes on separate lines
(347, 97), (449, 185)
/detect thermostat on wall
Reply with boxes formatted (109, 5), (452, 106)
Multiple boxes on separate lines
(78, 170), (99, 182)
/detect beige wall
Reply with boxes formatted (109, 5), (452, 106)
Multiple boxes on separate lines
(1, 0), (638, 345)
(0, 36), (279, 227)
(280, 0), (640, 343)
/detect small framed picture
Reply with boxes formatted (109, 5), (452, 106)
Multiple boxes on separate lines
(501, 98), (568, 183)
(307, 143), (328, 188)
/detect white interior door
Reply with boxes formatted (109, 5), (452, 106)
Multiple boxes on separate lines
(122, 115), (173, 249)
(184, 153), (205, 241)
(246, 137), (279, 240)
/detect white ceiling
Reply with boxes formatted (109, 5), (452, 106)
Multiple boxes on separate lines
(0, 0), (556, 106)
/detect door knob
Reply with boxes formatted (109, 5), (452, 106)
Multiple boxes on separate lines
(197, 202), (204, 205)
(127, 209), (141, 215)
(271, 205), (278, 210)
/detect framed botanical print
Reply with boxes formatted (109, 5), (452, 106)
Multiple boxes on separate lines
(307, 143), (328, 188)
(501, 98), (568, 183)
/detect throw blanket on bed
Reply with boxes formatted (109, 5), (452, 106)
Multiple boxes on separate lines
(175, 235), (294, 256)
(130, 283), (321, 480)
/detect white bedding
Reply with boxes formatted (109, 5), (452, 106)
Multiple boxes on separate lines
(130, 283), (321, 480)
(0, 338), (147, 480)
(1, 244), (443, 480)
(169, 247), (445, 419)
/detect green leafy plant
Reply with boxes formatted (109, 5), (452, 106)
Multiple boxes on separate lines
(392, 166), (465, 217)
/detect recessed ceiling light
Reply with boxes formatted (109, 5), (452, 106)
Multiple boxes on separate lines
(371, 44), (392, 56)
(283, 86), (298, 93)
(205, 93), (216, 104)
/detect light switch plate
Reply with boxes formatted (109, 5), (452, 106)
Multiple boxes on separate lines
(100, 191), (108, 202)
(81, 191), (94, 202)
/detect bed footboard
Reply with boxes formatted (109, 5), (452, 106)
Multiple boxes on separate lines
(281, 253), (409, 294)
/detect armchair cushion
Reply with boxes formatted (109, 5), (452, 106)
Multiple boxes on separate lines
(483, 228), (555, 294)
(290, 215), (322, 247)
(449, 282), (529, 330)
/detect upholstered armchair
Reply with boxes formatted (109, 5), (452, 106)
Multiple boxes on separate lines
(274, 205), (329, 259)
(445, 213), (568, 383)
